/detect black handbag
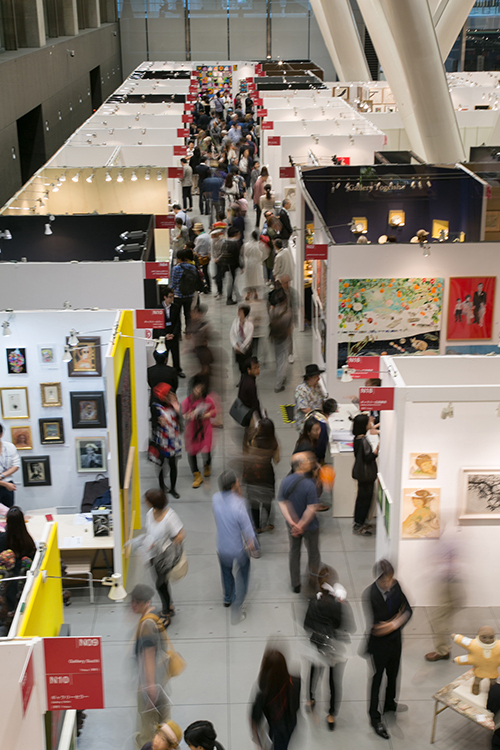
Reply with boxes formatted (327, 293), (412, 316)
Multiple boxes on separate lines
(229, 397), (253, 427)
(81, 474), (109, 512)
(352, 437), (377, 483)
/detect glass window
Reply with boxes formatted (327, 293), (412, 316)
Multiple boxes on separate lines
(271, 0), (309, 61)
(190, 0), (229, 60)
(229, 0), (267, 60)
(147, 1), (186, 60)
(118, 0), (148, 76)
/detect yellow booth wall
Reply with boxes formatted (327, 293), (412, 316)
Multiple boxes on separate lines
(18, 524), (63, 638)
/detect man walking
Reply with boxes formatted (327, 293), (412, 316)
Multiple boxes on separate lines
(363, 559), (412, 740)
(0, 423), (20, 508)
(279, 198), (293, 245)
(278, 452), (321, 593)
(268, 286), (293, 393)
(212, 470), (257, 624)
(180, 158), (193, 211)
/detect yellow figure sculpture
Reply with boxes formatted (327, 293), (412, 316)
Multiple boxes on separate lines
(452, 626), (500, 695)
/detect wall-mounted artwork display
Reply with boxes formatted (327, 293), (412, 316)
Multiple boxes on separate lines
(369, 88), (383, 104)
(377, 478), (384, 510)
(22, 456), (51, 487)
(196, 65), (232, 96)
(40, 382), (62, 408)
(70, 392), (106, 429)
(6, 348), (27, 374)
(337, 277), (444, 370)
(0, 387), (29, 419)
(447, 277), (496, 340)
(39, 345), (58, 368)
(116, 349), (132, 486)
(460, 469), (500, 522)
(432, 219), (449, 240)
(401, 488), (440, 538)
(409, 453), (438, 480)
(384, 495), (391, 536)
(66, 336), (102, 377)
(445, 344), (499, 355)
(39, 418), (64, 445)
(383, 88), (395, 104)
(75, 437), (107, 472)
(11, 426), (32, 450)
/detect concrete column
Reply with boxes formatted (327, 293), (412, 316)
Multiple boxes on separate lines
(434, 0), (475, 62)
(87, 0), (101, 28)
(22, 0), (46, 47)
(381, 0), (465, 163)
(310, 0), (371, 81)
(58, 0), (79, 36)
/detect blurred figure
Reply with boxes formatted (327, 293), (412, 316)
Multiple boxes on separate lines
(140, 720), (182, 750)
(352, 414), (379, 536)
(362, 559), (413, 740)
(184, 720), (226, 750)
(278, 198), (293, 246)
(230, 305), (254, 374)
(182, 375), (217, 489)
(294, 365), (324, 433)
(238, 356), (262, 420)
(212, 470), (257, 624)
(304, 565), (355, 730)
(248, 291), (269, 365)
(218, 225), (242, 305)
(272, 240), (294, 280)
(148, 349), (179, 434)
(187, 304), (214, 377)
(243, 230), (266, 297)
(250, 647), (301, 750)
(193, 223), (212, 293)
(243, 417), (280, 534)
(131, 584), (171, 747)
(279, 275), (299, 364)
(151, 384), (182, 498)
(425, 538), (465, 662)
(308, 398), (338, 465)
(144, 488), (185, 627)
(278, 452), (321, 594)
(268, 286), (293, 393)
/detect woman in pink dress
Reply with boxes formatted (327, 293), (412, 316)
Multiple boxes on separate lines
(182, 375), (217, 489)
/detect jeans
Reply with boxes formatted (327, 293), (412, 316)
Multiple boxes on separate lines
(287, 526), (321, 589)
(218, 550), (250, 617)
(354, 481), (374, 526)
(215, 263), (225, 295)
(176, 296), (193, 332)
(274, 338), (289, 389)
(182, 185), (192, 209)
(0, 485), (14, 508)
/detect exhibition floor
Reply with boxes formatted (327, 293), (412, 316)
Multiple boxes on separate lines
(67, 286), (494, 750)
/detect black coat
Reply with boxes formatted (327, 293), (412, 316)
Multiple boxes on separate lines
(147, 364), (179, 403)
(161, 302), (181, 338)
(362, 581), (412, 656)
(279, 208), (293, 241)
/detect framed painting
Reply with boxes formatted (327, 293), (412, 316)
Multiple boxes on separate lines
(39, 344), (58, 368)
(75, 437), (107, 473)
(22, 456), (51, 487)
(40, 382), (62, 408)
(401, 488), (440, 539)
(11, 426), (32, 450)
(409, 453), (438, 480)
(39, 418), (64, 445)
(384, 494), (391, 537)
(116, 349), (132, 486)
(447, 277), (496, 340)
(6, 348), (27, 374)
(0, 387), (29, 419)
(459, 469), (500, 522)
(70, 392), (107, 429)
(66, 336), (102, 377)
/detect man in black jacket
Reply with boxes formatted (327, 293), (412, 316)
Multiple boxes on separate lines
(238, 356), (262, 418)
(279, 199), (293, 245)
(159, 286), (185, 378)
(194, 157), (211, 214)
(218, 226), (242, 305)
(363, 559), (412, 740)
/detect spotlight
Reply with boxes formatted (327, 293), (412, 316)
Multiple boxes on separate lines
(157, 171), (162, 180)
(0, 230), (12, 239)
(441, 402), (454, 419)
(116, 172), (124, 182)
(62, 345), (72, 363)
(105, 172), (112, 182)
(59, 173), (66, 182)
(411, 180), (416, 189)
(68, 329), (79, 346)
(418, 180), (423, 189)
(423, 245), (431, 257)
(145, 170), (150, 180)
(341, 365), (353, 382)
(1, 321), (12, 337)
(52, 185), (59, 193)
(426, 179), (432, 188)
(44, 223), (53, 236)
(101, 573), (127, 601)
(156, 336), (167, 354)
(120, 230), (147, 242)
(86, 173), (95, 183)
(131, 171), (137, 181)
(72, 172), (80, 183)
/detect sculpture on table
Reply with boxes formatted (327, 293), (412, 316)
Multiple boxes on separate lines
(452, 627), (500, 695)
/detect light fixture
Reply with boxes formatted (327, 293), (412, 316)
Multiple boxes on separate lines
(341, 365), (353, 382)
(2, 321), (12, 337)
(156, 336), (167, 354)
(131, 171), (137, 181)
(426, 179), (432, 188)
(423, 245), (431, 257)
(441, 402), (454, 419)
(157, 170), (162, 180)
(0, 230), (12, 239)
(116, 172), (124, 183)
(52, 185), (59, 193)
(68, 329), (79, 346)
(72, 172), (80, 183)
(86, 173), (95, 183)
(62, 345), (72, 363)
(120, 230), (147, 242)
(59, 173), (66, 182)
(105, 172), (112, 182)
(101, 573), (127, 601)
(44, 223), (53, 236)
(145, 170), (150, 180)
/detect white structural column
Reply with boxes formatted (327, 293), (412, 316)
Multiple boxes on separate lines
(356, 0), (428, 160)
(434, 0), (476, 62)
(309, 0), (371, 82)
(381, 0), (465, 163)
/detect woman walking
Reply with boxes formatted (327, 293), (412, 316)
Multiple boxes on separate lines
(243, 418), (280, 534)
(243, 230), (266, 298)
(182, 375), (217, 488)
(253, 167), (271, 227)
(152, 383), (182, 499)
(351, 413), (379, 536)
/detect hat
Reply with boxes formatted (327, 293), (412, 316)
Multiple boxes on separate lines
(194, 222), (204, 232)
(157, 721), (183, 748)
(304, 364), (324, 379)
(153, 383), (172, 401)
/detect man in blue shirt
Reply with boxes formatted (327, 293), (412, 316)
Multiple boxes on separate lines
(212, 470), (257, 624)
(278, 452), (321, 593)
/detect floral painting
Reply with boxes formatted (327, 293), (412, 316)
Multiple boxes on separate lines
(337, 277), (444, 369)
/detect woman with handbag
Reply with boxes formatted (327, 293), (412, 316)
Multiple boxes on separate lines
(152, 383), (183, 499)
(351, 413), (379, 536)
(304, 565), (355, 731)
(144, 488), (185, 628)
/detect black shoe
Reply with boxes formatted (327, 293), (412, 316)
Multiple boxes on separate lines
(226, 299), (237, 305)
(169, 488), (180, 499)
(383, 703), (408, 714)
(223, 601), (232, 608)
(274, 386), (285, 393)
(293, 585), (301, 594)
(372, 722), (390, 740)
(177, 370), (186, 378)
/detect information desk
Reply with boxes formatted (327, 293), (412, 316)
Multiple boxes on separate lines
(431, 669), (494, 743)
(27, 513), (114, 572)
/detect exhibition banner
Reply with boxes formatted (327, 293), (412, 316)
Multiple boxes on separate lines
(261, 122), (274, 130)
(155, 215), (175, 229)
(136, 309), (165, 328)
(359, 387), (394, 411)
(268, 136), (281, 146)
(44, 637), (104, 710)
(173, 146), (187, 156)
(256, 109), (268, 117)
(177, 129), (190, 138)
(279, 167), (295, 179)
(306, 244), (328, 260)
(168, 167), (184, 179)
(347, 356), (380, 378)
(145, 261), (170, 279)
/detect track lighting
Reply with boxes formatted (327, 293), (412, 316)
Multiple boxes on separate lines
(2, 321), (12, 337)
(0, 230), (12, 239)
(441, 402), (454, 420)
(426, 179), (432, 188)
(44, 223), (53, 236)
(411, 180), (416, 189)
(105, 172), (112, 182)
(145, 170), (150, 180)
(68, 329), (79, 346)
(120, 230), (146, 242)
(72, 172), (80, 183)
(62, 345), (72, 363)
(341, 364), (353, 383)
(52, 185), (59, 193)
(423, 245), (431, 257)
(86, 173), (95, 183)
(131, 171), (137, 181)
(59, 173), (66, 182)
(116, 172), (124, 183)
(157, 171), (162, 180)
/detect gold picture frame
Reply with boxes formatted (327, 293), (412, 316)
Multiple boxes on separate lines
(0, 387), (29, 419)
(40, 382), (62, 408)
(11, 425), (33, 450)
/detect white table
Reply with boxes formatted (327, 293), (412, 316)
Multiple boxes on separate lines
(27, 513), (114, 572)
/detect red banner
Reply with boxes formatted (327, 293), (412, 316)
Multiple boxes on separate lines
(187, 94), (196, 102)
(173, 145), (187, 156)
(268, 136), (281, 146)
(145, 261), (171, 280)
(246, 76), (254, 83)
(155, 215), (175, 229)
(44, 637), (104, 711)
(177, 128), (190, 138)
(347, 356), (380, 379)
(256, 109), (268, 118)
(261, 121), (274, 130)
(167, 167), (184, 179)
(181, 114), (193, 123)
(359, 387), (394, 411)
(338, 157), (351, 165)
(255, 97), (263, 106)
(279, 167), (295, 179)
(305, 244), (328, 259)
(136, 309), (165, 328)
(20, 649), (34, 716)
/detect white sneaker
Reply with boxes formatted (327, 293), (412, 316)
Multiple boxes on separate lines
(288, 354), (295, 364)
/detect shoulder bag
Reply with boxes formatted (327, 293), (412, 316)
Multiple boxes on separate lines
(168, 547), (188, 582)
(138, 613), (186, 679)
(229, 397), (253, 427)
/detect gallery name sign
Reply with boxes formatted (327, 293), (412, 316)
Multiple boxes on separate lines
(359, 386), (394, 411)
(347, 356), (380, 378)
(345, 183), (406, 193)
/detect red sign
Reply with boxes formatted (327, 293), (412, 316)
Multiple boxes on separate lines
(187, 94), (196, 102)
(155, 214), (175, 229)
(189, 84), (197, 91)
(268, 136), (281, 146)
(136, 309), (165, 328)
(246, 76), (254, 83)
(347, 356), (380, 379)
(359, 387), (395, 411)
(248, 84), (256, 92)
(305, 244), (328, 260)
(257, 71), (266, 77)
(338, 157), (351, 165)
(173, 145), (187, 156)
(145, 262), (171, 280)
(181, 114), (193, 123)
(256, 109), (268, 118)
(279, 167), (295, 179)
(44, 637), (104, 711)
(167, 167), (184, 179)
(261, 121), (274, 130)
(20, 649), (34, 716)
(177, 128), (190, 138)
(255, 97), (263, 106)
(184, 106), (194, 115)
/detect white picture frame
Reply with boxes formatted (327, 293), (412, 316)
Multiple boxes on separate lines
(38, 344), (59, 369)
(0, 387), (29, 419)
(459, 468), (500, 522)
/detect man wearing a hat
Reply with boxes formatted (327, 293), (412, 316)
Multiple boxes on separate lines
(294, 364), (325, 433)
(193, 223), (211, 293)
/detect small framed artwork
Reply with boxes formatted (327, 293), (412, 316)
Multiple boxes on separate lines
(39, 418), (64, 445)
(70, 392), (107, 429)
(459, 468), (500, 522)
(22, 456), (51, 487)
(432, 219), (449, 240)
(75, 437), (107, 472)
(401, 488), (440, 539)
(0, 387), (29, 419)
(66, 336), (102, 377)
(11, 426), (33, 450)
(6, 348), (27, 374)
(409, 452), (438, 480)
(39, 345), (58, 368)
(373, 104), (383, 113)
(40, 382), (62, 408)
(369, 88), (383, 105)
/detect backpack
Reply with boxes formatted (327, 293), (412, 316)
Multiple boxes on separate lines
(179, 265), (202, 296)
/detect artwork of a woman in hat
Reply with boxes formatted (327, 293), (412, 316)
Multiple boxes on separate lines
(402, 489), (440, 539)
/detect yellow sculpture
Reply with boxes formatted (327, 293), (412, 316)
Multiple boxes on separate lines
(452, 627), (500, 695)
